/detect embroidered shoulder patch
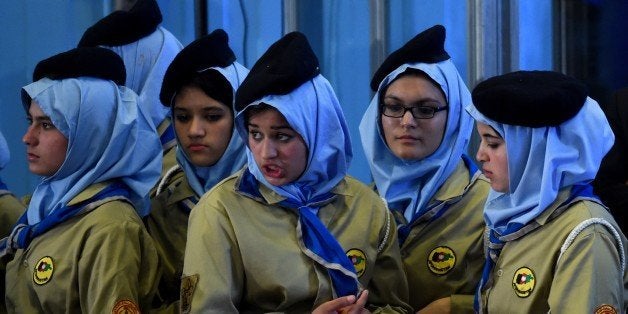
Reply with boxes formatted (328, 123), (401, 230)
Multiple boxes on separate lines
(33, 256), (54, 285)
(181, 274), (199, 314)
(427, 246), (456, 275)
(346, 249), (367, 277)
(112, 299), (140, 314)
(594, 304), (617, 314)
(512, 267), (535, 298)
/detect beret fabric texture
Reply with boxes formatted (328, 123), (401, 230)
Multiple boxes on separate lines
(159, 29), (236, 106)
(472, 70), (588, 127)
(77, 0), (162, 47)
(33, 47), (126, 85)
(370, 24), (450, 91)
(235, 31), (320, 111)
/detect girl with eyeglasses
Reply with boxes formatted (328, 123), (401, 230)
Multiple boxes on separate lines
(359, 25), (490, 313)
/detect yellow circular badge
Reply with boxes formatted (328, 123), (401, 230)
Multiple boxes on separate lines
(33, 256), (54, 285)
(512, 267), (535, 298)
(346, 249), (367, 277)
(427, 246), (456, 275)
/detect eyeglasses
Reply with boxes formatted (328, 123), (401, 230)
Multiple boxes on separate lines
(381, 103), (449, 119)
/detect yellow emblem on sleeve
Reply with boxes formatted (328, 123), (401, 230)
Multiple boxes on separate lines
(346, 249), (367, 277)
(33, 256), (54, 285)
(427, 246), (456, 275)
(512, 266), (536, 298)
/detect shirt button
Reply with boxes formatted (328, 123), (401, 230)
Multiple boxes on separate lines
(497, 269), (503, 277)
(23, 259), (28, 268)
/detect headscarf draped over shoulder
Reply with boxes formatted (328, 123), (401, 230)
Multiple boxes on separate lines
(22, 47), (162, 223)
(235, 32), (352, 202)
(78, 0), (183, 127)
(359, 25), (474, 223)
(161, 29), (249, 196)
(467, 70), (614, 235)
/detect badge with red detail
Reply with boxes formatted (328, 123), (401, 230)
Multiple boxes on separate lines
(33, 256), (54, 285)
(346, 249), (367, 277)
(112, 299), (140, 314)
(181, 274), (199, 314)
(427, 246), (456, 275)
(594, 304), (618, 314)
(512, 267), (535, 297)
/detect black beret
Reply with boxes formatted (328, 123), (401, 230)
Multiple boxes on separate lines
(472, 70), (588, 127)
(33, 47), (126, 85)
(235, 31), (320, 111)
(370, 24), (450, 91)
(160, 29), (236, 106)
(77, 0), (162, 47)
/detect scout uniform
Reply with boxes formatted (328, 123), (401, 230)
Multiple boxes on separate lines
(146, 29), (249, 312)
(0, 132), (26, 314)
(181, 32), (411, 313)
(5, 183), (159, 313)
(78, 0), (184, 179)
(359, 25), (488, 312)
(1, 47), (163, 313)
(468, 70), (628, 313)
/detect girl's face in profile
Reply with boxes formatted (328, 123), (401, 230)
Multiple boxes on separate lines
(246, 107), (308, 186)
(23, 100), (68, 177)
(173, 86), (234, 167)
(475, 122), (509, 193)
(380, 74), (447, 161)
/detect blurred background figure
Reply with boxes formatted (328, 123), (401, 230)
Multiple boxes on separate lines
(593, 86), (628, 234)
(78, 0), (183, 177)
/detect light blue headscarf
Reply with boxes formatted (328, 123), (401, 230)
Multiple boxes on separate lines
(107, 26), (183, 127)
(359, 60), (474, 224)
(22, 77), (162, 223)
(175, 62), (249, 197)
(0, 131), (9, 171)
(235, 74), (352, 202)
(466, 97), (614, 235)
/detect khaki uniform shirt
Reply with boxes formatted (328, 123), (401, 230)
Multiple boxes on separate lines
(182, 171), (411, 313)
(398, 161), (489, 313)
(5, 183), (160, 313)
(146, 168), (192, 313)
(481, 190), (628, 313)
(0, 192), (24, 238)
(150, 118), (178, 198)
(1, 192), (25, 314)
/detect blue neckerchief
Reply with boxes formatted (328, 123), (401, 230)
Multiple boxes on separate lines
(396, 155), (478, 245)
(238, 169), (359, 297)
(473, 183), (598, 311)
(0, 177), (7, 190)
(179, 195), (199, 214)
(160, 123), (176, 150)
(0, 182), (130, 256)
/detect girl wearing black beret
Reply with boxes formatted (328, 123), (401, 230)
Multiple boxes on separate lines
(468, 70), (627, 313)
(360, 25), (490, 313)
(146, 29), (249, 311)
(2, 47), (162, 313)
(78, 0), (184, 182)
(181, 32), (411, 313)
